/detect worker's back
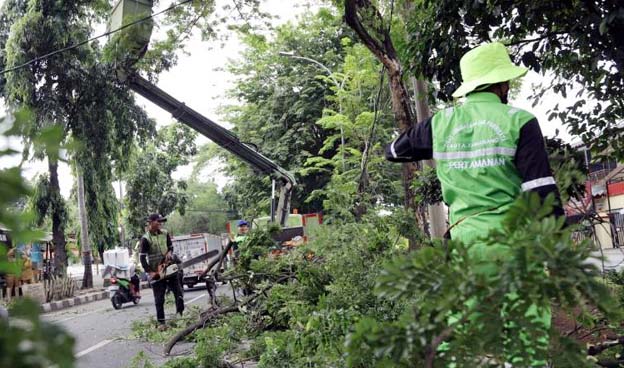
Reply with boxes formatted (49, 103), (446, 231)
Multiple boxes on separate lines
(431, 92), (535, 242)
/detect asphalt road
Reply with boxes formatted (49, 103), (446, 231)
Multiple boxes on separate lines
(42, 284), (230, 368)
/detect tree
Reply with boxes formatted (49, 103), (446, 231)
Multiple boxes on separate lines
(124, 123), (197, 236)
(221, 9), (350, 215)
(343, 0), (438, 245)
(0, 0), (153, 275)
(302, 39), (403, 221)
(29, 172), (69, 274)
(403, 0), (624, 160)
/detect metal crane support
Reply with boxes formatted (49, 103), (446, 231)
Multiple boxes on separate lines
(127, 74), (295, 226)
(106, 0), (294, 226)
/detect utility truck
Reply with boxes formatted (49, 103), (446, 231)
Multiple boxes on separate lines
(172, 233), (226, 288)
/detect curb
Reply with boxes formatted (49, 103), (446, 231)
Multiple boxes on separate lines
(41, 290), (108, 313)
(41, 281), (151, 313)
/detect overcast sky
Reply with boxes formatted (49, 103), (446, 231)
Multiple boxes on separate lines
(0, 0), (313, 198)
(0, 0), (574, 199)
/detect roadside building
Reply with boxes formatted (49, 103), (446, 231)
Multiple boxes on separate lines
(565, 148), (624, 249)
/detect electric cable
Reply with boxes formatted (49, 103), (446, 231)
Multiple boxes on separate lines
(0, 0), (194, 76)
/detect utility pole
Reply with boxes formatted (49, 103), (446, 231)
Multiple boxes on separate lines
(77, 170), (93, 289)
(118, 178), (126, 247)
(411, 78), (447, 238)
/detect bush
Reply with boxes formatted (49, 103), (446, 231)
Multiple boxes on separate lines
(346, 194), (620, 367)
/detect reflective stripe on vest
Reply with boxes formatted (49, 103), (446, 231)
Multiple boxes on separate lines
(521, 176), (556, 192)
(431, 92), (535, 242)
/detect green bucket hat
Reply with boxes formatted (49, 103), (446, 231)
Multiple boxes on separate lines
(452, 42), (527, 98)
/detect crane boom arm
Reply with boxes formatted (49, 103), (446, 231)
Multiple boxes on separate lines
(127, 73), (295, 226)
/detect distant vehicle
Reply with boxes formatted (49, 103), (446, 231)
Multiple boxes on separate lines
(172, 233), (225, 289)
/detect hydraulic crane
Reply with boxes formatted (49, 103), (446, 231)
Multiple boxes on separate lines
(108, 0), (295, 227)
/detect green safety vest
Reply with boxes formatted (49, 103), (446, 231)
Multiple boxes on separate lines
(431, 92), (535, 243)
(142, 229), (169, 271)
(234, 234), (248, 243)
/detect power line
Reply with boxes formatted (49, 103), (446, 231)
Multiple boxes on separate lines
(0, 0), (194, 76)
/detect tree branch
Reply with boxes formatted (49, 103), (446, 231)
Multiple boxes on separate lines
(587, 336), (624, 356)
(424, 325), (455, 368)
(344, 0), (391, 64)
(164, 273), (294, 355)
(504, 32), (566, 47)
(597, 358), (624, 368)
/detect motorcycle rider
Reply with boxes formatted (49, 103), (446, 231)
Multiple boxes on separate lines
(139, 213), (184, 330)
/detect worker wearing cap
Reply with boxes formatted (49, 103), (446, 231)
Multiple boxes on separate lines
(229, 220), (250, 261)
(234, 220), (250, 243)
(386, 42), (562, 364)
(139, 213), (184, 330)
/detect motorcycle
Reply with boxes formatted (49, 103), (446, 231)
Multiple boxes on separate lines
(109, 275), (140, 309)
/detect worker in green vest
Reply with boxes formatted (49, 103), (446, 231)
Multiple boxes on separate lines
(229, 220), (250, 262)
(139, 213), (184, 330)
(386, 42), (563, 365)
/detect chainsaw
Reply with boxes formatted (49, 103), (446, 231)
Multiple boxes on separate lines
(150, 255), (179, 281)
(151, 249), (219, 281)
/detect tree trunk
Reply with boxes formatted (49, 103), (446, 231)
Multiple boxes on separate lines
(48, 157), (67, 276)
(77, 170), (93, 289)
(411, 78), (447, 238)
(344, 0), (424, 248)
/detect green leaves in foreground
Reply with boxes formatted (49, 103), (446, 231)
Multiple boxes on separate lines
(0, 109), (75, 367)
(347, 193), (616, 368)
(0, 299), (75, 368)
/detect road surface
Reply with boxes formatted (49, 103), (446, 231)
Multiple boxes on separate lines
(42, 284), (231, 368)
